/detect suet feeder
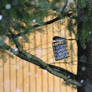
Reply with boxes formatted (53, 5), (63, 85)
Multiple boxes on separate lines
(52, 36), (69, 61)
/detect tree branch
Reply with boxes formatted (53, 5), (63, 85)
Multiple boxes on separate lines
(15, 17), (60, 37)
(62, 0), (68, 13)
(13, 0), (76, 38)
(0, 40), (81, 87)
(14, 12), (74, 38)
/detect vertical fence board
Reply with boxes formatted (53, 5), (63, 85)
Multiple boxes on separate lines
(16, 58), (23, 92)
(35, 31), (42, 92)
(23, 40), (31, 92)
(41, 27), (48, 92)
(10, 56), (17, 92)
(23, 60), (30, 92)
(3, 55), (10, 92)
(0, 60), (4, 92)
(30, 33), (36, 92)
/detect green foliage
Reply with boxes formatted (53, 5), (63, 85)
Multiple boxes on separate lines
(0, 0), (51, 37)
(67, 18), (76, 36)
(0, 36), (6, 46)
(0, 0), (74, 37)
(78, 0), (86, 8)
(0, 48), (14, 63)
(38, 0), (50, 10)
(0, 0), (92, 50)
(76, 0), (92, 49)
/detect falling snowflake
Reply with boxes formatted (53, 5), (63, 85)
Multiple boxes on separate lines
(21, 61), (26, 66)
(67, 75), (71, 78)
(0, 15), (3, 21)
(89, 31), (92, 35)
(27, 72), (31, 76)
(11, 48), (19, 55)
(80, 80), (84, 83)
(15, 63), (19, 70)
(5, 4), (11, 10)
(81, 66), (86, 71)
(35, 48), (42, 57)
(43, 70), (47, 73)
(60, 19), (65, 23)
(68, 0), (73, 3)
(35, 74), (38, 78)
(26, 84), (29, 88)
(3, 80), (11, 89)
(50, 58), (55, 63)
(16, 88), (21, 92)
(32, 19), (36, 23)
(49, 88), (53, 91)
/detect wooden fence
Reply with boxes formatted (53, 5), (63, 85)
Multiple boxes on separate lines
(0, 17), (77, 92)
